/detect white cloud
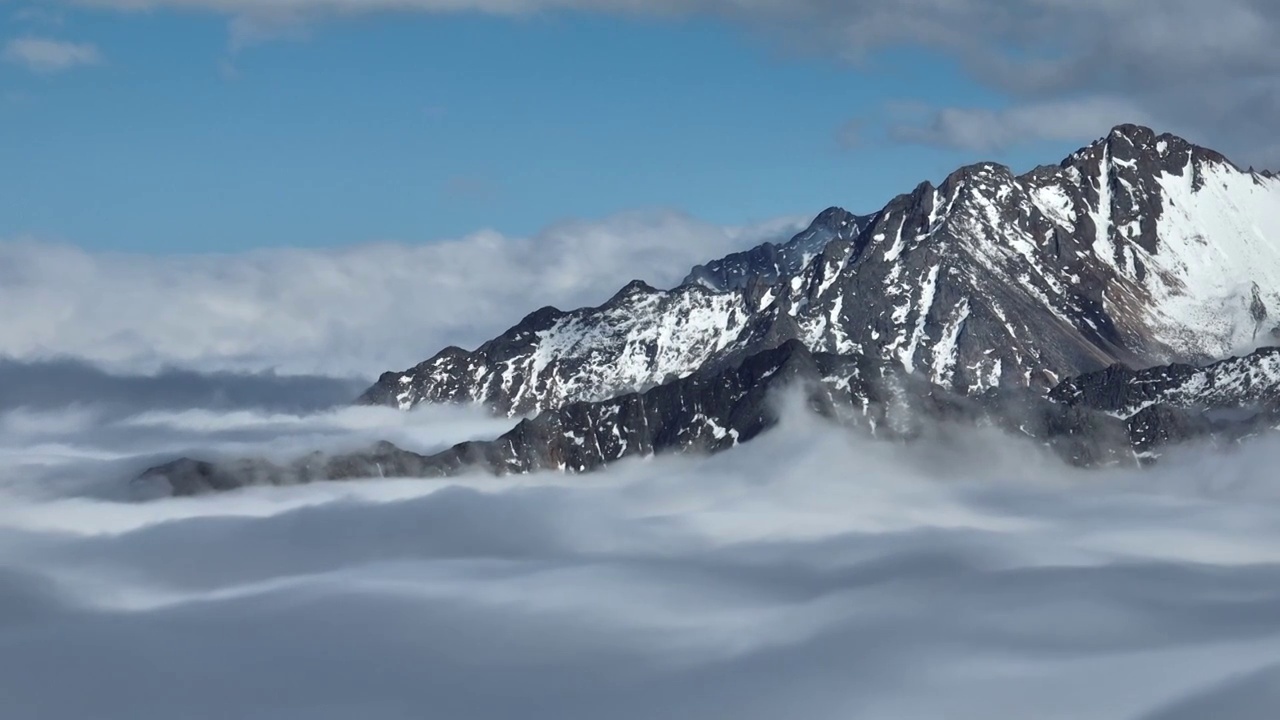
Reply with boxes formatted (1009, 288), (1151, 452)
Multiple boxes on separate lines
(3, 36), (101, 73)
(888, 96), (1158, 152)
(2, 385), (1280, 718)
(0, 211), (802, 377)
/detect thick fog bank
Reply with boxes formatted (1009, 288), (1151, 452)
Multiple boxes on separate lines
(2, 371), (1280, 719)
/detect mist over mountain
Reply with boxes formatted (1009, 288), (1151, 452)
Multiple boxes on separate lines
(14, 0), (1280, 712)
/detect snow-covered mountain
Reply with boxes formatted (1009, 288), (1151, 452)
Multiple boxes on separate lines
(137, 125), (1280, 496)
(363, 125), (1280, 417)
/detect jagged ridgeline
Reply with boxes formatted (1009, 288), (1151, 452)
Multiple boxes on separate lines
(142, 125), (1280, 496)
(363, 124), (1280, 417)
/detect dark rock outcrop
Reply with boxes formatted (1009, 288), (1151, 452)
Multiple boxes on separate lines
(145, 342), (1280, 498)
(1049, 348), (1280, 416)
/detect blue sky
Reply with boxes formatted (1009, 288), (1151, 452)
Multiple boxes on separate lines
(3, 1), (1268, 253)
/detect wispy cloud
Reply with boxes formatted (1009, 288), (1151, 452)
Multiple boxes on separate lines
(0, 212), (802, 376)
(888, 97), (1157, 153)
(441, 173), (502, 204)
(834, 118), (862, 150)
(3, 36), (101, 73)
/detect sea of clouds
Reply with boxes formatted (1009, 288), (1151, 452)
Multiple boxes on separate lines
(3, 215), (1280, 719)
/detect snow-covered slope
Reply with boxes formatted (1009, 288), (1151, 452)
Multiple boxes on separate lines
(360, 281), (754, 415)
(1065, 129), (1280, 360)
(363, 125), (1280, 417)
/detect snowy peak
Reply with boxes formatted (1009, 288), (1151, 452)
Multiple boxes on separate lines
(853, 124), (1280, 381)
(1057, 126), (1280, 361)
(1064, 124), (1234, 183)
(740, 127), (1280, 392)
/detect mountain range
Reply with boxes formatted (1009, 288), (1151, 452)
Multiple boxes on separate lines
(140, 125), (1280, 497)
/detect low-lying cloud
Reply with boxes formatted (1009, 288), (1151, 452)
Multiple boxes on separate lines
(2, 370), (1280, 719)
(0, 211), (800, 377)
(0, 358), (366, 415)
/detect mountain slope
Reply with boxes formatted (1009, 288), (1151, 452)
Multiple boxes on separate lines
(141, 341), (1280, 497)
(363, 125), (1280, 418)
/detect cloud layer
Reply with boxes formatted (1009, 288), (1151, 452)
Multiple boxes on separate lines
(0, 212), (800, 377)
(3, 382), (1280, 719)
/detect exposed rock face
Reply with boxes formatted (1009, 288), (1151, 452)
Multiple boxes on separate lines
(1049, 348), (1280, 417)
(363, 125), (1280, 418)
(1048, 348), (1280, 453)
(147, 340), (839, 495)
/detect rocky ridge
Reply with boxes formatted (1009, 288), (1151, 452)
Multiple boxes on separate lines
(363, 125), (1280, 418)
